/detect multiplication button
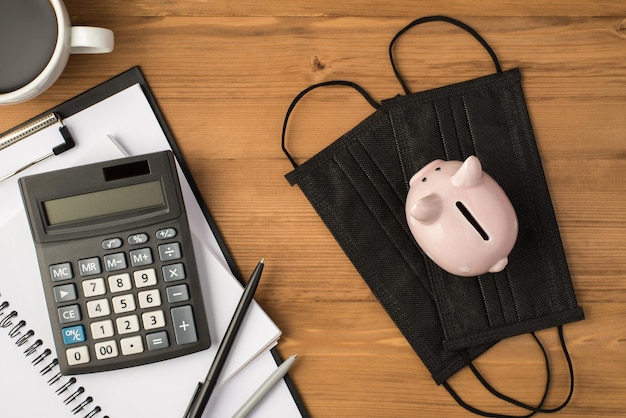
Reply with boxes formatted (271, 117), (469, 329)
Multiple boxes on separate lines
(162, 263), (186, 282)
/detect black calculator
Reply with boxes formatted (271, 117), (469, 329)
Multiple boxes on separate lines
(19, 151), (211, 375)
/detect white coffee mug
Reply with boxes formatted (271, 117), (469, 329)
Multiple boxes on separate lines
(0, 0), (114, 105)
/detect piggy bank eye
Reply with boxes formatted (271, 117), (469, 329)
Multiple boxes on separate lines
(435, 167), (441, 171)
(421, 177), (427, 182)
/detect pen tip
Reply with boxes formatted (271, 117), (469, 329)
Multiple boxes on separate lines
(260, 258), (265, 264)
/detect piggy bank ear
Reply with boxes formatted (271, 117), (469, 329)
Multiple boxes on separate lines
(451, 155), (483, 188)
(409, 193), (442, 224)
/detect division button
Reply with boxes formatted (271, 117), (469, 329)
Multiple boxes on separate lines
(158, 243), (182, 261)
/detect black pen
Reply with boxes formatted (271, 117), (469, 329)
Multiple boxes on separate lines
(184, 258), (265, 418)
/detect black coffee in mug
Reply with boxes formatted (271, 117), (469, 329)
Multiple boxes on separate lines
(0, 0), (58, 93)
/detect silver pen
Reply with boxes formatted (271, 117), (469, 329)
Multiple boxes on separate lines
(232, 353), (299, 418)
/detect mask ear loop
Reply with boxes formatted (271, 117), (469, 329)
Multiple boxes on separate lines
(281, 80), (381, 169)
(389, 15), (503, 95)
(443, 326), (575, 417)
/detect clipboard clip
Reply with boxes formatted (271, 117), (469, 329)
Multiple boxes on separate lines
(0, 113), (76, 182)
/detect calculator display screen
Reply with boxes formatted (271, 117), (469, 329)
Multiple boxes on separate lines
(43, 181), (165, 225)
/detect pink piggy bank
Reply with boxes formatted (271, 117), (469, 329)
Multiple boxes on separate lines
(405, 156), (518, 277)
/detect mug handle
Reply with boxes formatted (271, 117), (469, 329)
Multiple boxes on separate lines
(70, 27), (114, 54)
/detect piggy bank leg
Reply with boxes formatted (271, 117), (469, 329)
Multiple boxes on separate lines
(489, 257), (508, 273)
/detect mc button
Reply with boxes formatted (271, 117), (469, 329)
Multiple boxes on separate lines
(49, 263), (73, 282)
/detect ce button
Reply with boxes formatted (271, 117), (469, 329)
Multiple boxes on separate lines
(58, 305), (81, 324)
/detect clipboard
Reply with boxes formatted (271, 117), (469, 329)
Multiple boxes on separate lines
(0, 67), (308, 418)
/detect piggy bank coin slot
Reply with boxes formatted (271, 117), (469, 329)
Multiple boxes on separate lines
(455, 201), (489, 241)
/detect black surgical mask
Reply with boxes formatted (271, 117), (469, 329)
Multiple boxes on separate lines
(282, 16), (584, 417)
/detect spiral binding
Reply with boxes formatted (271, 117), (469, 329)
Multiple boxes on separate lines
(0, 294), (108, 418)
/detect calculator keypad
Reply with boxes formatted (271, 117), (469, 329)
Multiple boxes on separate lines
(52, 227), (204, 372)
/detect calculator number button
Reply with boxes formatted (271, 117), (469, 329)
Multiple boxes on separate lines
(116, 315), (140, 335)
(82, 278), (106, 297)
(121, 336), (144, 356)
(67, 346), (90, 365)
(112, 294), (136, 313)
(142, 310), (166, 330)
(62, 325), (86, 345)
(78, 257), (102, 277)
(58, 305), (81, 324)
(91, 319), (114, 339)
(108, 273), (132, 293)
(101, 237), (123, 250)
(54, 283), (77, 303)
(146, 331), (170, 351)
(103, 253), (127, 272)
(138, 289), (161, 309)
(87, 298), (111, 318)
(50, 263), (73, 281)
(95, 340), (119, 360)
(158, 243), (182, 261)
(129, 248), (153, 267)
(162, 263), (186, 282)
(133, 268), (157, 288)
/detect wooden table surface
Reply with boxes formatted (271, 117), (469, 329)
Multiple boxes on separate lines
(3, 1), (626, 417)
